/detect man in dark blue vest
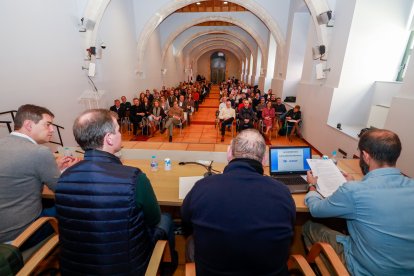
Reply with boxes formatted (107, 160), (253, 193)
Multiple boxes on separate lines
(55, 109), (177, 275)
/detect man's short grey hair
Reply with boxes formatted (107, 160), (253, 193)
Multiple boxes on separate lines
(231, 129), (266, 162)
(73, 109), (118, 150)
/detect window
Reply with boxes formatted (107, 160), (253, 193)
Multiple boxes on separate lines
(396, 31), (414, 81)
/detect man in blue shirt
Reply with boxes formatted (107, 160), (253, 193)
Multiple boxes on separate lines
(303, 129), (414, 275)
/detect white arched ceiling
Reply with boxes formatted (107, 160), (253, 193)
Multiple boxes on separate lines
(184, 36), (250, 63)
(193, 46), (244, 69)
(81, 0), (330, 73)
(158, 15), (266, 73)
(177, 29), (256, 56)
(190, 42), (246, 66)
(162, 29), (256, 68)
(134, 0), (285, 73)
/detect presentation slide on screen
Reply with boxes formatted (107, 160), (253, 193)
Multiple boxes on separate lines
(270, 148), (311, 172)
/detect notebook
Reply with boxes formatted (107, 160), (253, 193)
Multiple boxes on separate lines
(269, 146), (312, 193)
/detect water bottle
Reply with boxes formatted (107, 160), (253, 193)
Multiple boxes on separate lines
(331, 150), (338, 165)
(164, 158), (171, 171)
(150, 155), (158, 172)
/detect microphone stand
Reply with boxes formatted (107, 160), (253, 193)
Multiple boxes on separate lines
(178, 161), (217, 177)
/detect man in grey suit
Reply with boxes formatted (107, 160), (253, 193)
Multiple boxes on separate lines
(0, 104), (77, 245)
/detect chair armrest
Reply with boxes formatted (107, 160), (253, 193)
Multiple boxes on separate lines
(185, 262), (196, 276)
(11, 217), (58, 248)
(16, 235), (59, 276)
(306, 242), (349, 276)
(145, 240), (169, 276)
(288, 254), (316, 276)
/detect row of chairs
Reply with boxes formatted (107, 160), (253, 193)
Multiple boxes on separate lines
(185, 242), (349, 276)
(0, 217), (171, 276)
(121, 115), (188, 137)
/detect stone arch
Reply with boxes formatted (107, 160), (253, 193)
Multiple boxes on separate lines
(162, 29), (256, 68)
(192, 45), (244, 75)
(81, 0), (330, 72)
(188, 41), (247, 67)
(157, 15), (266, 74)
(185, 38), (250, 64)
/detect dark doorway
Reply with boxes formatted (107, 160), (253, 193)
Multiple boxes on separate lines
(210, 52), (226, 84)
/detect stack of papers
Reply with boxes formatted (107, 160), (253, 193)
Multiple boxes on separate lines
(179, 176), (204, 199)
(306, 159), (347, 197)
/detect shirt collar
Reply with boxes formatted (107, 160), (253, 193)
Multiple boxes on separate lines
(10, 131), (37, 144)
(363, 167), (401, 180)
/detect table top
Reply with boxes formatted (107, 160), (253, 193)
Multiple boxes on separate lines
(43, 159), (362, 213)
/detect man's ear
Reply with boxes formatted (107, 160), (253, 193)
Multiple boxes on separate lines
(104, 132), (113, 147)
(261, 153), (268, 166)
(227, 145), (233, 162)
(22, 120), (32, 132)
(362, 150), (371, 164)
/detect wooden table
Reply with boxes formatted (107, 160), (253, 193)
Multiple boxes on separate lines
(43, 159), (362, 213)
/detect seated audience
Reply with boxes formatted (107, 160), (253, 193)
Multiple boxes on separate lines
(274, 97), (287, 121)
(0, 104), (77, 246)
(159, 96), (170, 115)
(285, 105), (302, 140)
(130, 97), (145, 136)
(177, 95), (191, 126)
(109, 99), (125, 122)
(56, 109), (177, 275)
(238, 99), (256, 131)
(182, 129), (295, 275)
(148, 100), (165, 137)
(261, 101), (275, 139)
(160, 101), (184, 142)
(218, 100), (236, 142)
(255, 97), (266, 119)
(303, 129), (414, 275)
(120, 96), (131, 111)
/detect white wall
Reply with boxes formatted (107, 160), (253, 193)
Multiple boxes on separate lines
(96, 0), (140, 103)
(328, 0), (411, 127)
(0, 0), (91, 146)
(283, 11), (309, 98)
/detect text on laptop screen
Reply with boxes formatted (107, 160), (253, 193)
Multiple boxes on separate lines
(269, 147), (311, 174)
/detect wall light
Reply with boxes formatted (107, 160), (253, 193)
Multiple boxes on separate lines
(223, 1), (228, 4)
(196, 2), (201, 5)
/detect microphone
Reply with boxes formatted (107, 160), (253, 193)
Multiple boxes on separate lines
(178, 161), (218, 177)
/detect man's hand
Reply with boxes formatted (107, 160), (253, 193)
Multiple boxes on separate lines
(56, 156), (80, 171)
(306, 170), (318, 185)
(341, 171), (355, 182)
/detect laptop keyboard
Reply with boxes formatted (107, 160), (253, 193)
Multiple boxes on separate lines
(272, 175), (308, 185)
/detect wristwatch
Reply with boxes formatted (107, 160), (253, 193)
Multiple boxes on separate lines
(308, 183), (317, 191)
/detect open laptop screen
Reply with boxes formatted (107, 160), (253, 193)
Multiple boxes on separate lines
(269, 146), (312, 175)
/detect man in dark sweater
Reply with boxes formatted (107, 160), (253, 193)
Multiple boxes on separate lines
(182, 129), (296, 275)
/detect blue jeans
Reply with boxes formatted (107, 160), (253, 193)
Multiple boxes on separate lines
(149, 213), (178, 267)
(20, 207), (56, 251)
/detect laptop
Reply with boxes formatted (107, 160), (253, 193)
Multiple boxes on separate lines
(269, 146), (312, 193)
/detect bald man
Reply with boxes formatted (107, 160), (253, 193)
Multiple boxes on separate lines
(182, 129), (295, 275)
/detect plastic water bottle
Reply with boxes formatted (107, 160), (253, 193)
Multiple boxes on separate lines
(150, 156), (158, 172)
(331, 151), (338, 165)
(164, 158), (171, 171)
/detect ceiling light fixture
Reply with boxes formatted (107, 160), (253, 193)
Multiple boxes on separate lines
(196, 2), (201, 5)
(223, 1), (228, 4)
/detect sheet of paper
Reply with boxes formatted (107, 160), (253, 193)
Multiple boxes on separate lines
(306, 159), (347, 197)
(179, 176), (204, 199)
